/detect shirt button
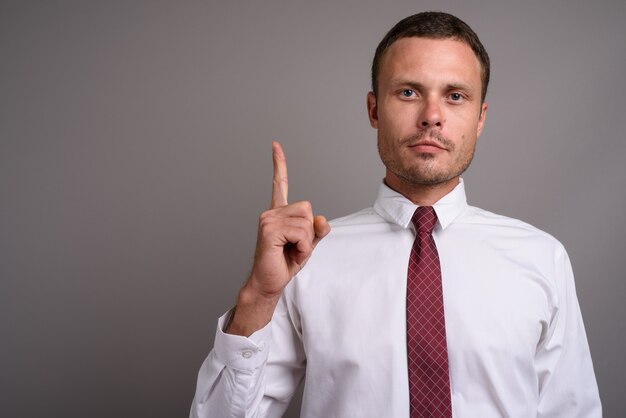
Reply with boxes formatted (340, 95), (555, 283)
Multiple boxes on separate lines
(258, 342), (266, 352)
(241, 349), (253, 359)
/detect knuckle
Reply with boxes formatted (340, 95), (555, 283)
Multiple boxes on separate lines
(307, 228), (316, 243)
(272, 177), (288, 187)
(294, 200), (312, 213)
(258, 212), (278, 230)
(259, 210), (272, 222)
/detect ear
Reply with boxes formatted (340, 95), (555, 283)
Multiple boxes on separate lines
(367, 91), (378, 129)
(476, 102), (488, 137)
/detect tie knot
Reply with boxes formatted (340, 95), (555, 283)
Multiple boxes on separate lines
(411, 206), (437, 234)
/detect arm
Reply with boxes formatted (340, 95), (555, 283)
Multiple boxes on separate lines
(190, 142), (330, 418)
(535, 247), (602, 417)
(228, 141), (330, 337)
(190, 299), (306, 418)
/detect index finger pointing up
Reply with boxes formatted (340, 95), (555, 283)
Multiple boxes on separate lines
(271, 141), (289, 208)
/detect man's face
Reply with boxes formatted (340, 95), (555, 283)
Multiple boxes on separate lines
(367, 37), (488, 193)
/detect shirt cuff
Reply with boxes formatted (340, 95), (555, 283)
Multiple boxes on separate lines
(213, 310), (272, 372)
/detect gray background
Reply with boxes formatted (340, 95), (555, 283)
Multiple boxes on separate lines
(1, 1), (624, 417)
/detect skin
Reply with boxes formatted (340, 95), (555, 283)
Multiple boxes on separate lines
(227, 37), (488, 336)
(226, 142), (330, 336)
(368, 37), (488, 205)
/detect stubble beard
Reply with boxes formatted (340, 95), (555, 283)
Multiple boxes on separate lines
(378, 130), (475, 187)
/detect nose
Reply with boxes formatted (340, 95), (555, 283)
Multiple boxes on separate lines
(419, 98), (442, 128)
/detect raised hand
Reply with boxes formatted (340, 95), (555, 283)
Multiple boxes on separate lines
(226, 142), (330, 336)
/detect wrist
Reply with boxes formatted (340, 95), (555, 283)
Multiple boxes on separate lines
(225, 281), (282, 337)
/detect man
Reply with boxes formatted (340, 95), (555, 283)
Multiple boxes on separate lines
(191, 12), (601, 417)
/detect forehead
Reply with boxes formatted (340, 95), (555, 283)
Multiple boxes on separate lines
(379, 37), (482, 89)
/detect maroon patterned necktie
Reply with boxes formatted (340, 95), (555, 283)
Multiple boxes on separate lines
(406, 206), (452, 418)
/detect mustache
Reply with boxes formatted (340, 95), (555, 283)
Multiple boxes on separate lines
(401, 130), (454, 149)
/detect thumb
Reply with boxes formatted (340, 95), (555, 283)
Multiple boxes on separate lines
(312, 215), (331, 247)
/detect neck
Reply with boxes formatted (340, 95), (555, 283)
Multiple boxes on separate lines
(384, 173), (459, 206)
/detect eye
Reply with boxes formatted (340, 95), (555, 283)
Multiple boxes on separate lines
(401, 89), (416, 98)
(448, 92), (465, 102)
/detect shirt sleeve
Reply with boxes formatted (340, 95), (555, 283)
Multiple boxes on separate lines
(190, 293), (306, 418)
(535, 247), (602, 417)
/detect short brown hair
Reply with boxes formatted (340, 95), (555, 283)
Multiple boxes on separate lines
(371, 11), (490, 102)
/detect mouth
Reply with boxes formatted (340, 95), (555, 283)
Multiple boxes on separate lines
(408, 140), (447, 154)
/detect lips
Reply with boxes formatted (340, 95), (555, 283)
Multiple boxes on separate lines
(408, 140), (447, 153)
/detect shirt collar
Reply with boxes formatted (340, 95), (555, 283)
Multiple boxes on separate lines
(373, 178), (468, 231)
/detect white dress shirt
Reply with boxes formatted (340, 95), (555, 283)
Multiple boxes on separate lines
(191, 180), (601, 418)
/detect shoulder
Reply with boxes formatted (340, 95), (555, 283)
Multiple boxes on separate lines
(457, 205), (568, 256)
(461, 205), (557, 238)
